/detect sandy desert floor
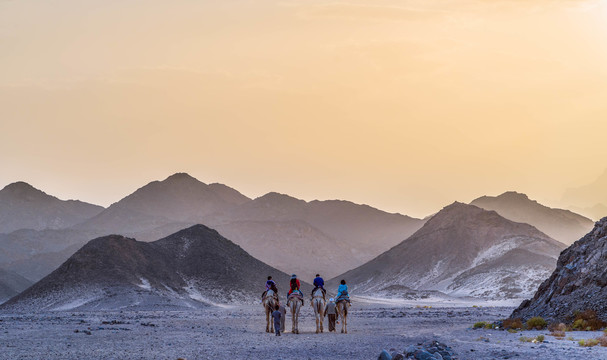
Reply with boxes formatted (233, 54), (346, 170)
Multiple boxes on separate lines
(2, 299), (607, 360)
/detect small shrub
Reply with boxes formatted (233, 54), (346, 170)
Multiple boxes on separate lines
(473, 321), (488, 329)
(503, 318), (523, 330)
(548, 323), (567, 332)
(519, 335), (544, 343)
(579, 339), (599, 347)
(598, 335), (607, 347)
(550, 330), (566, 339)
(507, 329), (519, 334)
(572, 310), (607, 331)
(484, 323), (496, 330)
(526, 317), (547, 330)
(567, 336), (576, 341)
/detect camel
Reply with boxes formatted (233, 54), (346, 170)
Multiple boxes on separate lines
(262, 289), (278, 333)
(311, 288), (325, 334)
(336, 300), (350, 333)
(287, 293), (303, 334)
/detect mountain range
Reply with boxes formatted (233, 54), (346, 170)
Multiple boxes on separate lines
(1, 225), (304, 311)
(0, 172), (597, 304)
(334, 202), (566, 299)
(1, 173), (424, 282)
(470, 191), (593, 245)
(0, 182), (103, 234)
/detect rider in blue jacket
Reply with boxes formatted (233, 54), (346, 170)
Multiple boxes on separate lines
(311, 274), (326, 301)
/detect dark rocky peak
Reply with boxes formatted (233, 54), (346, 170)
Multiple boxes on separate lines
(511, 217), (607, 322)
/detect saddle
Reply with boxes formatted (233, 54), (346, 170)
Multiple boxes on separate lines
(336, 294), (351, 304)
(288, 291), (304, 305)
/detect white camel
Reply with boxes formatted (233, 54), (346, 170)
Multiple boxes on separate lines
(262, 289), (278, 333)
(311, 288), (325, 333)
(287, 293), (303, 334)
(336, 300), (350, 334)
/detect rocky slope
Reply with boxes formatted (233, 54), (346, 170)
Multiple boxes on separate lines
(212, 192), (425, 279)
(471, 191), (593, 245)
(0, 182), (103, 234)
(511, 217), (607, 322)
(0, 268), (32, 304)
(76, 173), (251, 235)
(10, 173), (424, 281)
(333, 203), (566, 299)
(1, 225), (301, 311)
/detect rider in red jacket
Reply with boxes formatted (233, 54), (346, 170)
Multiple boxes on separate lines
(287, 274), (301, 296)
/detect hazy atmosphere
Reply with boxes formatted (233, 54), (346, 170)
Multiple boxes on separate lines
(2, 0), (607, 217)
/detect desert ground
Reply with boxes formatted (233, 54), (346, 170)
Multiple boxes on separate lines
(2, 298), (606, 360)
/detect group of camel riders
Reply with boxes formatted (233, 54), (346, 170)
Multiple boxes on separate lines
(262, 274), (351, 305)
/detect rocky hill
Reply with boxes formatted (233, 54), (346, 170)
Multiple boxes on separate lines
(1, 225), (301, 311)
(511, 217), (607, 322)
(0, 268), (32, 304)
(471, 191), (593, 245)
(76, 173), (251, 235)
(68, 174), (425, 280)
(0, 173), (424, 282)
(213, 192), (425, 279)
(0, 182), (104, 234)
(333, 203), (566, 299)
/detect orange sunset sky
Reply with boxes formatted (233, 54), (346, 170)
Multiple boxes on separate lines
(1, 0), (606, 218)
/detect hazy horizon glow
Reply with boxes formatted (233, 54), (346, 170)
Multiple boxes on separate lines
(1, 0), (607, 217)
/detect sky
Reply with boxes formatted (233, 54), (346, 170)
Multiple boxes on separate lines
(1, 0), (606, 218)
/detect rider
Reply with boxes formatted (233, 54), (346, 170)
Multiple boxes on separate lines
(287, 274), (302, 303)
(311, 273), (326, 301)
(335, 279), (351, 304)
(262, 275), (278, 299)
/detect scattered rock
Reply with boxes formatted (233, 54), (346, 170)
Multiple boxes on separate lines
(380, 340), (457, 360)
(378, 349), (392, 360)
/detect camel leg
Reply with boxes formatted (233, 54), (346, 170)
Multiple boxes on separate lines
(314, 308), (320, 334)
(270, 309), (274, 333)
(320, 309), (324, 333)
(295, 303), (300, 334)
(343, 313), (347, 334)
(265, 308), (270, 333)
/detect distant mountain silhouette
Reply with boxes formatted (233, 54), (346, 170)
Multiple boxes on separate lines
(76, 173), (251, 235)
(563, 169), (607, 220)
(213, 192), (425, 279)
(0, 173), (423, 282)
(471, 191), (593, 245)
(1, 225), (302, 311)
(512, 217), (607, 322)
(334, 203), (566, 299)
(0, 268), (32, 304)
(0, 182), (104, 234)
(69, 173), (425, 280)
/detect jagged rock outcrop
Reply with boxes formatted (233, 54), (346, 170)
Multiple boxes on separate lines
(511, 217), (607, 322)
